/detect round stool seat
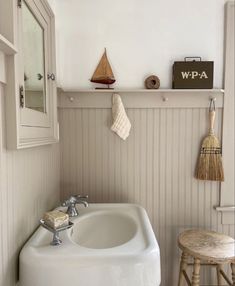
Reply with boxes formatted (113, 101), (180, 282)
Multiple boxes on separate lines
(178, 229), (235, 286)
(178, 229), (235, 264)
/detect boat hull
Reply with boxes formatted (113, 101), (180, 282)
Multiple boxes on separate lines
(90, 77), (115, 85)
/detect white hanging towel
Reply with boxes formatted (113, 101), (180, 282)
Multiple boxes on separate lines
(111, 93), (131, 140)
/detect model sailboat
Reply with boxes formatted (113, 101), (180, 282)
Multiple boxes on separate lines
(90, 49), (116, 89)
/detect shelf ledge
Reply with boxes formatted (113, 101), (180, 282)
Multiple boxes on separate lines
(58, 88), (224, 109)
(59, 88), (224, 93)
(0, 34), (17, 55)
(215, 206), (235, 212)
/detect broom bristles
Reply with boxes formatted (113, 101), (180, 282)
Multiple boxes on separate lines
(195, 135), (224, 181)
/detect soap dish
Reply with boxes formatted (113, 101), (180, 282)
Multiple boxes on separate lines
(39, 219), (74, 246)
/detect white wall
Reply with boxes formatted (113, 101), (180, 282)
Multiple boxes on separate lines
(51, 0), (226, 89)
(0, 79), (60, 286)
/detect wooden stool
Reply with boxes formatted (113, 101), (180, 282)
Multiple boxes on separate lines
(178, 229), (235, 286)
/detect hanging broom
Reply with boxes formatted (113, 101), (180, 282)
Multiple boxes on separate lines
(195, 99), (224, 181)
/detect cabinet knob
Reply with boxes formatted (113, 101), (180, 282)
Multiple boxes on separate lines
(37, 73), (43, 80)
(47, 73), (56, 81)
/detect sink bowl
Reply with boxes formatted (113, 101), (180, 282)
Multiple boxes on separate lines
(72, 212), (137, 249)
(20, 204), (161, 286)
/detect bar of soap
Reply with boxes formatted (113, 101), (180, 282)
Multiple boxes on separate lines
(43, 210), (69, 230)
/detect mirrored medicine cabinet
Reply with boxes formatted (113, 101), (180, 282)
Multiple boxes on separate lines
(22, 0), (46, 114)
(4, 0), (58, 149)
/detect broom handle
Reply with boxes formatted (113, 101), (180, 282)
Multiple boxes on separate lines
(209, 110), (215, 135)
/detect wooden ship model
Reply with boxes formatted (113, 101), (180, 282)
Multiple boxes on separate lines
(90, 49), (116, 89)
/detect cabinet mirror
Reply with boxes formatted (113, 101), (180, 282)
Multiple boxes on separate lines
(22, 0), (46, 113)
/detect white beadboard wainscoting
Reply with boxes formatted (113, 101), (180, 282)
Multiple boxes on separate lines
(59, 90), (234, 286)
(0, 84), (60, 286)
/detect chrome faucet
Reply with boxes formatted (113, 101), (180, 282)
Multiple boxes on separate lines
(62, 195), (88, 217)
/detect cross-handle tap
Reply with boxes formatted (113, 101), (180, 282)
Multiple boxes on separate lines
(62, 195), (89, 217)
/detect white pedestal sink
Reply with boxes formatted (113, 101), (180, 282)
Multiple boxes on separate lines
(19, 204), (161, 286)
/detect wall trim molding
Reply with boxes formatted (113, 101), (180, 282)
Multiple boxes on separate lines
(215, 206), (235, 212)
(219, 1), (235, 225)
(0, 51), (6, 84)
(58, 89), (224, 109)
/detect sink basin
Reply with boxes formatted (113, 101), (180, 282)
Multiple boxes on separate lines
(20, 204), (161, 286)
(72, 212), (137, 249)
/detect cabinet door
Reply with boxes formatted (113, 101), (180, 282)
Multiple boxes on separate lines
(8, 0), (59, 148)
(19, 0), (50, 127)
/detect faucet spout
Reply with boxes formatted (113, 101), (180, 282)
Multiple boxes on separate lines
(78, 200), (89, 208)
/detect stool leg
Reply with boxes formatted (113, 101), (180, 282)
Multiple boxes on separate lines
(231, 263), (235, 286)
(178, 252), (188, 286)
(216, 264), (223, 285)
(192, 258), (200, 286)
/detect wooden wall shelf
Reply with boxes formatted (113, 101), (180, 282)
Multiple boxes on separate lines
(0, 34), (17, 55)
(58, 89), (224, 109)
(60, 88), (224, 94)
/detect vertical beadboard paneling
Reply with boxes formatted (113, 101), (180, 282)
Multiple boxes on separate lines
(59, 105), (233, 286)
(0, 84), (60, 286)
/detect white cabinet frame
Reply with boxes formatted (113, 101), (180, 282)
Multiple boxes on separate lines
(19, 0), (50, 128)
(4, 0), (58, 149)
(216, 1), (235, 224)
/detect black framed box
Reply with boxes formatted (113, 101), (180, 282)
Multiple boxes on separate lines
(172, 57), (214, 89)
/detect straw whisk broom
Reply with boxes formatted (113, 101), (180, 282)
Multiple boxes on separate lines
(195, 99), (224, 181)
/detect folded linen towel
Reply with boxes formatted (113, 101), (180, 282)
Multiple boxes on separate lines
(111, 93), (131, 140)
